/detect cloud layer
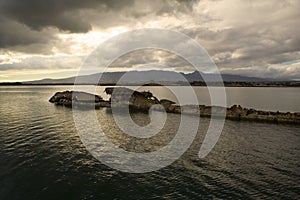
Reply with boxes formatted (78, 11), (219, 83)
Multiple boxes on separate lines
(0, 0), (299, 81)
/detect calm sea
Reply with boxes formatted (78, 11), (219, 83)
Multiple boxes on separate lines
(0, 86), (299, 199)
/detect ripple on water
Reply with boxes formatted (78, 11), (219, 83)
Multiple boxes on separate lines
(0, 86), (300, 199)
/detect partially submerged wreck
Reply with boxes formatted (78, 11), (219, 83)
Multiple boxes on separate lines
(49, 87), (300, 125)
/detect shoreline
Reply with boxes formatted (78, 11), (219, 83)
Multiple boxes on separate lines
(1, 81), (300, 87)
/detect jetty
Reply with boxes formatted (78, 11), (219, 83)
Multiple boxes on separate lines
(49, 87), (300, 125)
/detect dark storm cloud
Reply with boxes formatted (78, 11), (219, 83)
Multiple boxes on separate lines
(0, 0), (136, 50)
(0, 0), (299, 80)
(0, 0), (198, 51)
(0, 17), (58, 53)
(0, 0), (135, 33)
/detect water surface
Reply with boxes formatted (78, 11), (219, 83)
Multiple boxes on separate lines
(0, 86), (299, 199)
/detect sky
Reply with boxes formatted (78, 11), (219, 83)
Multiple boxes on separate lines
(0, 0), (299, 82)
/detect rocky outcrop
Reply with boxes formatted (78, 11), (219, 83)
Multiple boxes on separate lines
(157, 104), (300, 124)
(104, 87), (159, 110)
(225, 105), (300, 124)
(49, 90), (110, 108)
(49, 88), (300, 124)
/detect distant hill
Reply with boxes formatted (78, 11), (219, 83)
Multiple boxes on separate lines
(183, 71), (269, 82)
(24, 70), (271, 85)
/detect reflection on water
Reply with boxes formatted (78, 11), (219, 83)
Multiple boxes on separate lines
(97, 109), (180, 153)
(0, 86), (299, 199)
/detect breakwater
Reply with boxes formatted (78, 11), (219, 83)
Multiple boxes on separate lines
(49, 88), (300, 125)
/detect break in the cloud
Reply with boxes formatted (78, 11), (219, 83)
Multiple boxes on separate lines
(0, 0), (299, 81)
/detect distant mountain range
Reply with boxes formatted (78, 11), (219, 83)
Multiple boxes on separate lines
(24, 70), (273, 85)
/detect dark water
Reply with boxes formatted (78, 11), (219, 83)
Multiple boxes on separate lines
(0, 86), (299, 199)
